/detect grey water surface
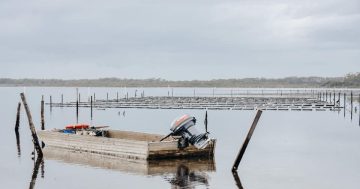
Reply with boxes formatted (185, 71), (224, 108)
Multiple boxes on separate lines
(1, 87), (359, 189)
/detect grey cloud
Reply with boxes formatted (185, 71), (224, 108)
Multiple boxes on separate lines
(0, 0), (359, 79)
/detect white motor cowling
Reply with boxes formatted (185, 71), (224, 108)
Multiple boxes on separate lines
(161, 114), (211, 149)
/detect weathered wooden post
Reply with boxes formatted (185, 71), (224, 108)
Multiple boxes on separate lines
(20, 93), (43, 157)
(204, 111), (208, 133)
(325, 91), (328, 102)
(344, 93), (346, 117)
(232, 110), (262, 171)
(93, 93), (96, 102)
(41, 96), (45, 130)
(330, 92), (332, 103)
(15, 101), (22, 157)
(351, 91), (353, 120)
(351, 91), (353, 109)
(232, 170), (244, 189)
(78, 93), (81, 103)
(117, 92), (119, 102)
(76, 98), (79, 123)
(15, 128), (21, 157)
(49, 95), (52, 113)
(90, 96), (93, 120)
(15, 102), (21, 131)
(333, 92), (336, 105)
(61, 94), (64, 105)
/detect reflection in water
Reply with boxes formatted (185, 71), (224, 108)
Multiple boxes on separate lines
(43, 147), (215, 188)
(357, 98), (360, 126)
(232, 171), (244, 189)
(29, 155), (43, 189)
(15, 130), (21, 157)
(340, 98), (360, 126)
(164, 164), (209, 189)
(43, 147), (215, 176)
(41, 160), (45, 179)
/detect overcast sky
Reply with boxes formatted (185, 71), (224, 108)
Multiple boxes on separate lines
(0, 0), (359, 80)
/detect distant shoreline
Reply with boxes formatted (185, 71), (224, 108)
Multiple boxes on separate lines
(1, 73), (359, 88)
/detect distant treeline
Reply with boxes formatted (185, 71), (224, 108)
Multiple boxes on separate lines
(322, 73), (360, 88)
(0, 73), (359, 88)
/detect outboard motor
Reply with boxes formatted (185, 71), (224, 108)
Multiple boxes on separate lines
(160, 115), (211, 149)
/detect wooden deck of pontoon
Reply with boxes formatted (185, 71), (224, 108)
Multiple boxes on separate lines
(38, 130), (216, 160)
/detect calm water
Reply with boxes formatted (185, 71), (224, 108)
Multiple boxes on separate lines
(1, 87), (360, 189)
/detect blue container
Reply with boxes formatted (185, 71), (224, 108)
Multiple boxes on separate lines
(63, 129), (75, 134)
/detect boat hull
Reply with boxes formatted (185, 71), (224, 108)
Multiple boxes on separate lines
(38, 130), (216, 160)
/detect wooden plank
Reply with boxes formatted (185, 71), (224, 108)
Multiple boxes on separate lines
(44, 141), (148, 159)
(38, 131), (150, 159)
(232, 110), (262, 171)
(20, 93), (43, 156)
(41, 96), (45, 130)
(14, 102), (21, 131)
